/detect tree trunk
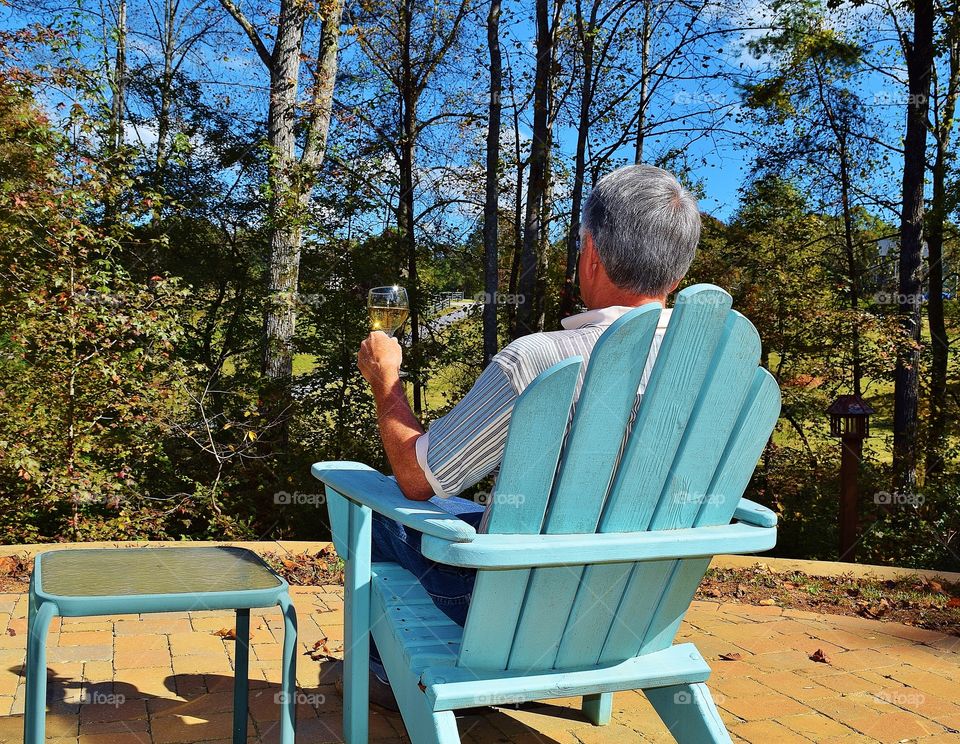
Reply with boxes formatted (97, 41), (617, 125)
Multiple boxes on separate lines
(515, 0), (553, 338)
(507, 96), (525, 333)
(482, 0), (503, 366)
(633, 0), (651, 165)
(893, 0), (934, 488)
(398, 0), (423, 414)
(301, 0), (344, 172)
(104, 0), (127, 223)
(108, 0), (127, 154)
(220, 0), (343, 393)
(837, 134), (862, 397)
(262, 0), (309, 383)
(559, 0), (596, 322)
(926, 14), (959, 476)
(154, 0), (175, 184)
(534, 140), (553, 331)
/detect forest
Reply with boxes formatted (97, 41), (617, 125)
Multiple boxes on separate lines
(0, 0), (957, 571)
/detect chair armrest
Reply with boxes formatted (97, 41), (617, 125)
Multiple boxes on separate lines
(420, 520), (776, 569)
(733, 497), (777, 528)
(311, 461), (478, 543)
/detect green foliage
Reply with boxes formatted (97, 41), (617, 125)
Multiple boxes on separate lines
(0, 83), (192, 542)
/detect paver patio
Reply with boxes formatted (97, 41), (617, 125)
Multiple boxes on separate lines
(0, 546), (958, 743)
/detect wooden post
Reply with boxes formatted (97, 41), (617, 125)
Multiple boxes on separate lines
(839, 434), (862, 562)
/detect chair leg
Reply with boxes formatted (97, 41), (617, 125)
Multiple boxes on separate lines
(324, 487), (351, 559)
(278, 595), (298, 744)
(23, 599), (57, 744)
(232, 608), (250, 744)
(583, 692), (612, 725)
(370, 619), (461, 744)
(343, 501), (372, 744)
(645, 682), (732, 744)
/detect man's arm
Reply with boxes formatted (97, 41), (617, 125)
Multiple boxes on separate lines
(358, 332), (434, 501)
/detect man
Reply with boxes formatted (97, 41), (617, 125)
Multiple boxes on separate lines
(354, 164), (700, 706)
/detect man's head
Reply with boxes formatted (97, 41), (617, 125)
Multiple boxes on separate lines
(578, 165), (701, 308)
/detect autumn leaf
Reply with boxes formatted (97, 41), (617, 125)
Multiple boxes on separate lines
(809, 649), (830, 664)
(213, 627), (237, 640)
(719, 652), (743, 661)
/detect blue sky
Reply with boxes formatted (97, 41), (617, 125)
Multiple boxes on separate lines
(0, 0), (915, 229)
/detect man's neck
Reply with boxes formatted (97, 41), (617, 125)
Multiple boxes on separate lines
(588, 292), (667, 310)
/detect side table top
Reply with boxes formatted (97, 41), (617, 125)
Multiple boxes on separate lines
(36, 546), (283, 598)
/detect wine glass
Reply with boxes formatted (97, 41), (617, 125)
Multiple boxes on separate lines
(368, 285), (409, 338)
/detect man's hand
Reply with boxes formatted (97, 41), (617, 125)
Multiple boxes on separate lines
(358, 332), (402, 389)
(357, 331), (434, 501)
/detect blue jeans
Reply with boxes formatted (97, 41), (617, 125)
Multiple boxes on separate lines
(369, 495), (484, 678)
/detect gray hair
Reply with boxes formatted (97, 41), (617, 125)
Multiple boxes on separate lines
(581, 165), (701, 296)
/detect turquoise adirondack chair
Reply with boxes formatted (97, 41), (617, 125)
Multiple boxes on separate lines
(311, 284), (781, 744)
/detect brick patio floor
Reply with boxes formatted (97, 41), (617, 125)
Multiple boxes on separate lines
(0, 562), (958, 743)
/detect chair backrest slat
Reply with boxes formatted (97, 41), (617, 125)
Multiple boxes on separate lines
(455, 284), (781, 674)
(506, 306), (662, 672)
(602, 366), (781, 662)
(457, 358), (581, 669)
(556, 288), (742, 669)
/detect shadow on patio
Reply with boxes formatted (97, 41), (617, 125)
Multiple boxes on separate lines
(0, 544), (958, 743)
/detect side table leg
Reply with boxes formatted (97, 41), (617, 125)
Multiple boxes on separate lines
(233, 608), (250, 744)
(24, 599), (58, 744)
(278, 594), (298, 744)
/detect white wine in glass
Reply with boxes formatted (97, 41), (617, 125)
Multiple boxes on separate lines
(368, 286), (409, 337)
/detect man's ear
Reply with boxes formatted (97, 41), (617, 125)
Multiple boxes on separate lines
(580, 232), (599, 281)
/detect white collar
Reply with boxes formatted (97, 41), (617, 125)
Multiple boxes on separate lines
(561, 304), (671, 331)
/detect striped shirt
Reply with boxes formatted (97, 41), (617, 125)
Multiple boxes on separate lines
(415, 305), (672, 532)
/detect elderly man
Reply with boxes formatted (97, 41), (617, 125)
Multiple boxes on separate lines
(354, 164), (700, 706)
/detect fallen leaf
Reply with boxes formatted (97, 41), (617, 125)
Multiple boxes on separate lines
(809, 649), (830, 664)
(307, 637), (343, 662)
(758, 599), (777, 606)
(929, 581), (945, 594)
(947, 597), (960, 608)
(213, 628), (237, 640)
(703, 588), (722, 598)
(6, 628), (14, 637)
(719, 652), (743, 661)
(282, 559), (297, 569)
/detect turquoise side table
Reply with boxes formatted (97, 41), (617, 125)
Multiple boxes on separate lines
(24, 546), (298, 744)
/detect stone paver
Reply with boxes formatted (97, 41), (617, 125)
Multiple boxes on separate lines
(0, 551), (957, 743)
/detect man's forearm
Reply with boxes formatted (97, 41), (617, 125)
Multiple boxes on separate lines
(370, 373), (435, 501)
